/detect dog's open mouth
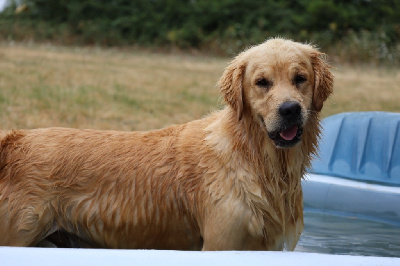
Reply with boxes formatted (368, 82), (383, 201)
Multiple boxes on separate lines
(279, 125), (299, 141)
(258, 115), (303, 148)
(259, 114), (303, 148)
(268, 125), (303, 148)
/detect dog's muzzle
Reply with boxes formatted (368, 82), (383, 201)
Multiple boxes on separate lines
(261, 101), (304, 148)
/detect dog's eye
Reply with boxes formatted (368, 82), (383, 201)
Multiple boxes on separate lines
(294, 74), (307, 86)
(256, 78), (273, 89)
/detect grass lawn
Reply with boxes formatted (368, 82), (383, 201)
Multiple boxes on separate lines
(0, 43), (399, 131)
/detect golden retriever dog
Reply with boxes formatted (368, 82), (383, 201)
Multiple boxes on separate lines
(0, 38), (333, 250)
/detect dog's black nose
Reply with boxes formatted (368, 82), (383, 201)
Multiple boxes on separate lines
(279, 101), (301, 119)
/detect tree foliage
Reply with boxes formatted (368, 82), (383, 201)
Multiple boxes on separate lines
(1, 0), (399, 62)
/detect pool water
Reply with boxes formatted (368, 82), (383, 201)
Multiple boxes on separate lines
(296, 211), (400, 257)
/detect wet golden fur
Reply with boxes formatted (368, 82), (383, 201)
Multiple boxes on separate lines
(0, 39), (333, 250)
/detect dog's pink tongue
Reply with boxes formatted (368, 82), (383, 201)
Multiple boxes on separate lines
(279, 126), (298, 141)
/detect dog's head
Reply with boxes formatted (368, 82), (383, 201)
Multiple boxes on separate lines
(219, 38), (333, 148)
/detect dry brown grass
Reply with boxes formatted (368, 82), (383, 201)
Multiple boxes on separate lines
(0, 43), (399, 131)
(324, 66), (400, 115)
(323, 65), (400, 117)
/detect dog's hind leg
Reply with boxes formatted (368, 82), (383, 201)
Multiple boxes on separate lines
(0, 200), (55, 247)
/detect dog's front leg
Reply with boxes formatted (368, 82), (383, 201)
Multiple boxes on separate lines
(200, 200), (266, 251)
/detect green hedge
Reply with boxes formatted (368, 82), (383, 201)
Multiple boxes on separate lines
(1, 0), (399, 64)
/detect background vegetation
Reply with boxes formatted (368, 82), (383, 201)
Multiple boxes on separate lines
(0, 0), (399, 65)
(0, 44), (399, 131)
(0, 1), (399, 131)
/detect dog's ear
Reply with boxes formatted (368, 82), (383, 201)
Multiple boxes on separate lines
(311, 52), (334, 112)
(218, 58), (246, 121)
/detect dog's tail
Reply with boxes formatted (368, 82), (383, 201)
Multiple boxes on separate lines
(0, 130), (25, 171)
(0, 130), (11, 142)
(0, 130), (19, 148)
